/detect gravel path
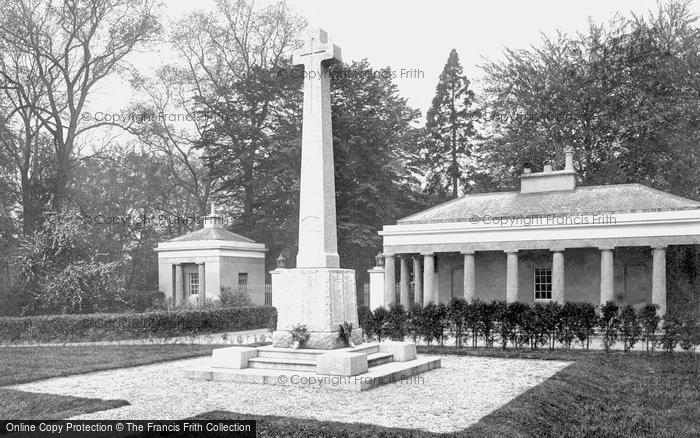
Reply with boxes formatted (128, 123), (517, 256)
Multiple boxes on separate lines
(10, 355), (569, 433)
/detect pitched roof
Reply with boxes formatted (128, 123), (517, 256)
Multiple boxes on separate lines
(167, 227), (255, 243)
(398, 184), (700, 224)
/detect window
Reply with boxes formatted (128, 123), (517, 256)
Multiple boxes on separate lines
(238, 273), (248, 291)
(189, 273), (199, 295)
(534, 267), (552, 300)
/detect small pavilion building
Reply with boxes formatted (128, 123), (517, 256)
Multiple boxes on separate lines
(155, 206), (267, 305)
(370, 148), (700, 316)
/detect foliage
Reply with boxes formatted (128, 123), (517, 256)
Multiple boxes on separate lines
(288, 324), (310, 345)
(639, 304), (661, 351)
(12, 209), (126, 315)
(338, 321), (354, 347)
(423, 49), (480, 198)
(386, 303), (407, 341)
(219, 288), (253, 308)
(406, 303), (424, 343)
(599, 301), (620, 351)
(447, 298), (469, 347)
(619, 305), (642, 351)
(479, 1), (700, 203)
(357, 305), (374, 340)
(0, 306), (276, 344)
(371, 306), (389, 342)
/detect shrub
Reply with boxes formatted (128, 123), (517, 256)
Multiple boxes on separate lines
(219, 287), (253, 307)
(557, 302), (578, 350)
(639, 304), (661, 351)
(447, 298), (469, 347)
(386, 302), (407, 341)
(660, 315), (680, 353)
(478, 301), (500, 348)
(504, 302), (528, 349)
(371, 306), (389, 342)
(541, 302), (562, 350)
(619, 305), (641, 351)
(421, 302), (448, 346)
(573, 302), (598, 350)
(0, 306), (277, 344)
(357, 305), (373, 340)
(599, 301), (620, 351)
(523, 304), (548, 350)
(406, 303), (423, 342)
(465, 300), (481, 348)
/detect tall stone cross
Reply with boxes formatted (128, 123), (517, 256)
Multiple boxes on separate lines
(293, 29), (342, 268)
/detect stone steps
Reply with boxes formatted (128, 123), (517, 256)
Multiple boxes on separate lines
(248, 357), (317, 372)
(238, 343), (390, 373)
(367, 352), (393, 367)
(349, 343), (380, 355)
(256, 347), (325, 360)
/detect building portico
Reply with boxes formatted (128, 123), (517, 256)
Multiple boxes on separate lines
(371, 150), (700, 316)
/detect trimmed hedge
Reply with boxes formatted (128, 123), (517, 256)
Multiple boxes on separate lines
(358, 299), (699, 353)
(0, 306), (277, 344)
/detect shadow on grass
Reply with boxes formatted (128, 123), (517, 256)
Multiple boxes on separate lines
(0, 388), (128, 420)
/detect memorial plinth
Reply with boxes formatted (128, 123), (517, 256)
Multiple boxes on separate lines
(271, 268), (363, 349)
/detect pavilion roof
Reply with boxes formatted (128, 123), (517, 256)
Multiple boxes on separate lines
(398, 184), (700, 224)
(167, 227), (256, 243)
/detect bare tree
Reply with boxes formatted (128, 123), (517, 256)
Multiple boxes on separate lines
(0, 0), (160, 209)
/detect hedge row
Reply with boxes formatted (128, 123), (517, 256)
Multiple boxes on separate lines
(0, 306), (277, 344)
(358, 299), (699, 353)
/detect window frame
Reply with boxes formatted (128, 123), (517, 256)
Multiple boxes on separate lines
(189, 272), (199, 295)
(533, 266), (552, 301)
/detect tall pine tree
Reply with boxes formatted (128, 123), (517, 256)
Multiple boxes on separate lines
(425, 49), (479, 198)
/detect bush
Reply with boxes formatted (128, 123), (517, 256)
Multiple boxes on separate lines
(219, 287), (253, 307)
(573, 302), (597, 350)
(639, 304), (661, 351)
(357, 305), (373, 340)
(447, 298), (469, 347)
(599, 301), (620, 351)
(619, 305), (641, 351)
(386, 303), (407, 341)
(371, 306), (389, 342)
(0, 306), (277, 344)
(406, 303), (423, 342)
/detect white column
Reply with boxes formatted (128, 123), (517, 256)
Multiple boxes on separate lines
(174, 264), (184, 305)
(462, 251), (476, 301)
(413, 257), (423, 306)
(652, 247), (667, 317)
(383, 253), (396, 306)
(600, 247), (614, 306)
(552, 250), (565, 304)
(506, 251), (518, 303)
(399, 256), (410, 305)
(198, 263), (206, 305)
(423, 253), (436, 304)
(367, 267), (385, 311)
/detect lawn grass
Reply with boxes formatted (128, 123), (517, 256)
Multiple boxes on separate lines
(193, 350), (700, 438)
(0, 344), (225, 419)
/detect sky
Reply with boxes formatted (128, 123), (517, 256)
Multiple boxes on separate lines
(93, 0), (697, 125)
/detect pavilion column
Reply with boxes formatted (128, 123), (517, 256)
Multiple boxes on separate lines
(413, 257), (423, 306)
(462, 251), (476, 301)
(198, 263), (206, 305)
(383, 253), (396, 306)
(174, 264), (184, 305)
(399, 255), (410, 305)
(599, 247), (615, 306)
(423, 253), (435, 304)
(506, 251), (519, 303)
(552, 250), (565, 304)
(652, 247), (667, 317)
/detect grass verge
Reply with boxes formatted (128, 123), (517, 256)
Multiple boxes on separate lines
(0, 344), (225, 419)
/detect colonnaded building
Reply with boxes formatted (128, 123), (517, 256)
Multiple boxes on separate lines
(369, 148), (700, 317)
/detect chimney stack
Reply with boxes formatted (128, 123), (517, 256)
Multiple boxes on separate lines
(564, 146), (574, 171)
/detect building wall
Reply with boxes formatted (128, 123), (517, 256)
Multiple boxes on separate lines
(220, 256), (267, 305)
(433, 247), (652, 306)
